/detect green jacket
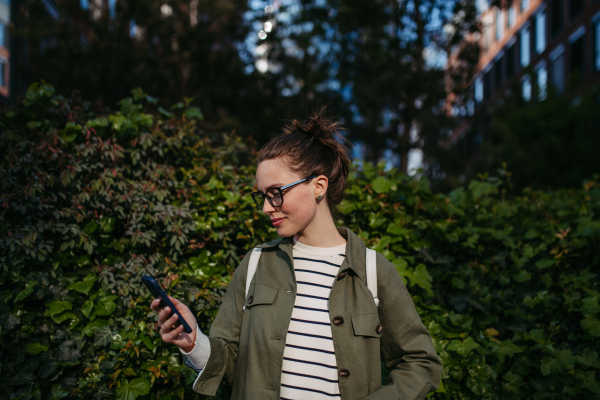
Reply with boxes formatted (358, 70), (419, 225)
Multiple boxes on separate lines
(183, 227), (442, 399)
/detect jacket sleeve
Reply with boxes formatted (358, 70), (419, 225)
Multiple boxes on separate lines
(185, 248), (252, 396)
(366, 253), (442, 400)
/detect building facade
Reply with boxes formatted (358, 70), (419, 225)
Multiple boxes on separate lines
(473, 0), (600, 106)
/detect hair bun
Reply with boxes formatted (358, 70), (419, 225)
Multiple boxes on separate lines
(286, 107), (342, 141)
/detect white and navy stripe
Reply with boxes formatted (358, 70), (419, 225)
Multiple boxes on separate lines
(279, 238), (346, 400)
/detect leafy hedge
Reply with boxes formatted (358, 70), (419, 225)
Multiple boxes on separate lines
(1, 84), (599, 400)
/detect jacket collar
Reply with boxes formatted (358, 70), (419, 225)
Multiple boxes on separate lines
(256, 227), (368, 285)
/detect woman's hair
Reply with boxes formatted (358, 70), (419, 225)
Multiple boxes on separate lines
(257, 107), (352, 216)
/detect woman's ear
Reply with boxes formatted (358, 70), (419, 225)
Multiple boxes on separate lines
(314, 175), (329, 200)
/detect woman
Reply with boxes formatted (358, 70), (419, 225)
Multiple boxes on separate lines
(151, 110), (442, 399)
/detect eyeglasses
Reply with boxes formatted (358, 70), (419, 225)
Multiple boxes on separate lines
(252, 176), (318, 210)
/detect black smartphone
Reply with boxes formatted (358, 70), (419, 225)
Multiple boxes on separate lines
(142, 276), (193, 334)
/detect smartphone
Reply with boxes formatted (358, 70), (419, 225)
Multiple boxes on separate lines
(142, 276), (193, 334)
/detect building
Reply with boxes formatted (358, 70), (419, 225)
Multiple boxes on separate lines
(472, 0), (600, 107)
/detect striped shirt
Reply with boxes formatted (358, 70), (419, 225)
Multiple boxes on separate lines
(280, 238), (346, 400)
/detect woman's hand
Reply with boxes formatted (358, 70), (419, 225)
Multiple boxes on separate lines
(150, 296), (198, 353)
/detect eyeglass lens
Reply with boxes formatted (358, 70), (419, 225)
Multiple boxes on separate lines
(253, 188), (283, 209)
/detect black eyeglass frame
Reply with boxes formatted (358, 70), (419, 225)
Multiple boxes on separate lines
(251, 175), (319, 210)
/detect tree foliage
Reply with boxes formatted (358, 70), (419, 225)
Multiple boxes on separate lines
(1, 85), (599, 399)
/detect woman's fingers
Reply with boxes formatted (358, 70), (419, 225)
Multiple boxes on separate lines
(150, 298), (162, 313)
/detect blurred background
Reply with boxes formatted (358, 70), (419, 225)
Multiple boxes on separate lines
(3, 0), (600, 191)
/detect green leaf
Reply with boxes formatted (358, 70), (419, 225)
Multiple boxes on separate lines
(67, 275), (96, 295)
(540, 356), (561, 376)
(82, 299), (94, 318)
(491, 339), (524, 363)
(371, 176), (394, 194)
(27, 121), (41, 129)
(386, 223), (409, 236)
(15, 281), (38, 302)
(100, 217), (116, 233)
(45, 300), (73, 317)
(95, 295), (117, 316)
(535, 259), (554, 270)
(85, 221), (99, 234)
(158, 107), (174, 119)
(184, 107), (204, 120)
(82, 319), (109, 336)
(49, 384), (69, 400)
(447, 337), (480, 357)
(581, 314), (600, 337)
(26, 342), (49, 355)
(94, 326), (113, 347)
(576, 348), (598, 367)
(468, 180), (499, 200)
(94, 384), (113, 400)
(115, 378), (150, 400)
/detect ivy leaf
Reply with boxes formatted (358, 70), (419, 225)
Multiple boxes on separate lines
(94, 326), (113, 347)
(52, 312), (77, 324)
(26, 342), (50, 355)
(67, 275), (96, 295)
(41, 351), (59, 378)
(45, 300), (73, 317)
(49, 384), (69, 400)
(540, 356), (561, 376)
(58, 338), (81, 362)
(447, 337), (480, 357)
(491, 339), (524, 363)
(372, 176), (393, 194)
(115, 378), (150, 400)
(82, 319), (109, 336)
(94, 384), (113, 400)
(184, 107), (204, 120)
(82, 299), (94, 318)
(95, 295), (117, 316)
(14, 281), (38, 302)
(581, 314), (600, 337)
(576, 348), (598, 367)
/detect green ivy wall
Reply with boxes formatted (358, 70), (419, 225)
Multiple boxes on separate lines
(1, 84), (599, 400)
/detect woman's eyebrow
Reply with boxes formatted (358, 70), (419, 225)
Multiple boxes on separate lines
(258, 182), (284, 191)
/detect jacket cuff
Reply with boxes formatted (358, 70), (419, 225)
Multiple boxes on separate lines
(191, 336), (229, 396)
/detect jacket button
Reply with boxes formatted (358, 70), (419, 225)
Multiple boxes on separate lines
(339, 368), (350, 378)
(337, 271), (348, 280)
(247, 296), (253, 305)
(332, 316), (344, 326)
(376, 324), (383, 335)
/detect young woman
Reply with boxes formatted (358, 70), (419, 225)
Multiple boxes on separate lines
(151, 110), (442, 400)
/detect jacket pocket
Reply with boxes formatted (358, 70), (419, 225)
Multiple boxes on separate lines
(245, 283), (279, 308)
(351, 312), (382, 338)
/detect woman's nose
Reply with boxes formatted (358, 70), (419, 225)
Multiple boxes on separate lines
(262, 197), (277, 213)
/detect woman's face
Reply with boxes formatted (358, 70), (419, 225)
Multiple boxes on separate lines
(255, 158), (319, 238)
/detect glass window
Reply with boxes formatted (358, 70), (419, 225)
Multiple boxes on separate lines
(0, 24), (5, 48)
(551, 50), (565, 94)
(521, 0), (530, 12)
(508, 6), (516, 27)
(537, 64), (548, 100)
(521, 27), (531, 67)
(496, 9), (504, 40)
(536, 11), (546, 54)
(595, 18), (600, 71)
(484, 69), (492, 100)
(522, 76), (532, 101)
(569, 0), (583, 20)
(0, 60), (5, 87)
(550, 0), (563, 37)
(569, 31), (584, 79)
(475, 76), (484, 102)
(507, 43), (516, 78)
(495, 56), (503, 90)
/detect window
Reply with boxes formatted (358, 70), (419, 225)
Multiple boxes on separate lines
(521, 26), (531, 67)
(484, 68), (492, 100)
(569, 0), (584, 20)
(496, 9), (504, 41)
(507, 42), (516, 78)
(550, 45), (565, 94)
(536, 10), (546, 54)
(475, 76), (484, 102)
(0, 24), (4, 48)
(521, 0), (530, 12)
(495, 54), (504, 90)
(550, 0), (563, 37)
(569, 27), (585, 80)
(522, 76), (532, 101)
(536, 63), (548, 100)
(0, 60), (5, 87)
(595, 17), (600, 71)
(508, 6), (516, 27)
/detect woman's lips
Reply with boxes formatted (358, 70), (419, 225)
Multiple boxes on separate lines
(271, 218), (285, 226)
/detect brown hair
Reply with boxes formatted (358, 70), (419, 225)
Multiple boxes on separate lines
(257, 108), (352, 216)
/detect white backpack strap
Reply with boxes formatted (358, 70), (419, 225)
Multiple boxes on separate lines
(366, 248), (379, 307)
(243, 247), (262, 311)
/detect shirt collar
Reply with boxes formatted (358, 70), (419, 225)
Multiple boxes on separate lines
(255, 227), (367, 285)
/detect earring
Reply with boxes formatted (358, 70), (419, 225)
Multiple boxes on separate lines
(317, 195), (323, 200)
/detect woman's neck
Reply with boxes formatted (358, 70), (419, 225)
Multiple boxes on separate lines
(293, 206), (346, 248)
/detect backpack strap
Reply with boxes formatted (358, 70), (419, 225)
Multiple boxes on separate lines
(366, 248), (379, 307)
(243, 247), (262, 311)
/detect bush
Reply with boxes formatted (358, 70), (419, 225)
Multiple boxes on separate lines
(1, 84), (599, 399)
